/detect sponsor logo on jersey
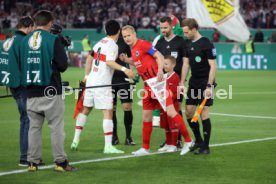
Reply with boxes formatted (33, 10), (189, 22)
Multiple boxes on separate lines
(134, 60), (142, 68)
(28, 31), (42, 50)
(195, 56), (202, 63)
(100, 39), (109, 44)
(93, 66), (99, 72)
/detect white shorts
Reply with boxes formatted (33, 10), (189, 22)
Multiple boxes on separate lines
(83, 88), (113, 110)
(81, 51), (89, 57)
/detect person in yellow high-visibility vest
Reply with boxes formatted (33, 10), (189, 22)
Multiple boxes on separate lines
(245, 35), (255, 54)
(80, 34), (92, 67)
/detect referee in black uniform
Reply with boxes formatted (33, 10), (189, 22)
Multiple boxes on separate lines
(181, 18), (217, 154)
(155, 16), (187, 148)
(112, 37), (135, 145)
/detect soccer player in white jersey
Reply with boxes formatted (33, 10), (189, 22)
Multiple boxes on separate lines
(71, 20), (135, 153)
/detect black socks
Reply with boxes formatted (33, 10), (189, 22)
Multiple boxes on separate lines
(112, 111), (118, 137)
(187, 118), (203, 143)
(202, 118), (211, 148)
(124, 110), (133, 139)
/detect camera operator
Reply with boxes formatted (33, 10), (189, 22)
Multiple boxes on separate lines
(19, 10), (75, 172)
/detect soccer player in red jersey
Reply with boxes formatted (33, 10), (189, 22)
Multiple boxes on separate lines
(121, 25), (193, 156)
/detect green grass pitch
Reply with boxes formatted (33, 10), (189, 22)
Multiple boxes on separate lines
(0, 67), (275, 184)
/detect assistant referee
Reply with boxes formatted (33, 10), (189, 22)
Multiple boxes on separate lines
(181, 18), (217, 154)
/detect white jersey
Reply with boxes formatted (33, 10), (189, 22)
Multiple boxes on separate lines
(86, 37), (118, 87)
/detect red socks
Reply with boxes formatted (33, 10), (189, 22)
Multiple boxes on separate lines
(166, 129), (178, 146)
(142, 114), (191, 150)
(165, 130), (171, 145)
(142, 122), (153, 149)
(171, 114), (192, 143)
(171, 129), (179, 146)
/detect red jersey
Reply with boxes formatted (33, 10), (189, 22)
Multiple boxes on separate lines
(131, 40), (158, 81)
(167, 72), (180, 102)
(160, 72), (180, 129)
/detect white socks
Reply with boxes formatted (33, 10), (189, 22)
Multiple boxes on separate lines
(73, 115), (114, 148)
(103, 119), (113, 147)
(73, 113), (87, 143)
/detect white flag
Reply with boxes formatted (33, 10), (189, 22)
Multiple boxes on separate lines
(187, 0), (250, 43)
(146, 74), (168, 111)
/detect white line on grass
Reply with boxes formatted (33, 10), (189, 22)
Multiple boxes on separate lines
(181, 110), (276, 120)
(0, 136), (276, 177)
(210, 112), (276, 120)
(210, 137), (276, 147)
(233, 92), (276, 95)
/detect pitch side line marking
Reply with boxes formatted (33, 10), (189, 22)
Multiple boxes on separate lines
(210, 137), (276, 147)
(233, 92), (276, 95)
(0, 137), (276, 177)
(210, 112), (276, 120)
(180, 110), (276, 120)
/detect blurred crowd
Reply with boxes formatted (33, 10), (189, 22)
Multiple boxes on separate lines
(241, 0), (276, 29)
(0, 0), (276, 42)
(1, 0), (275, 29)
(0, 0), (186, 30)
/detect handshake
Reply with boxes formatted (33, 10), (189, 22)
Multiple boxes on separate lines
(125, 73), (140, 85)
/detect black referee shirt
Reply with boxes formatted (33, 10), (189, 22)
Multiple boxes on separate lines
(186, 37), (216, 88)
(112, 37), (131, 84)
(155, 35), (186, 77)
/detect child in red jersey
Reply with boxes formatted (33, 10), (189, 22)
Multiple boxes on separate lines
(158, 55), (180, 152)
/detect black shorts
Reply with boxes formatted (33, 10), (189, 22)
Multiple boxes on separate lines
(177, 93), (184, 103)
(112, 83), (133, 105)
(186, 86), (214, 106)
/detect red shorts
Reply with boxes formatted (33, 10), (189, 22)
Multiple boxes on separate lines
(142, 85), (174, 110)
(160, 101), (179, 129)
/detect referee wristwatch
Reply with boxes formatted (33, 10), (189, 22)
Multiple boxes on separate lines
(207, 83), (212, 88)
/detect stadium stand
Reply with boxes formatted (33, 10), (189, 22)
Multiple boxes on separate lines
(0, 0), (275, 30)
